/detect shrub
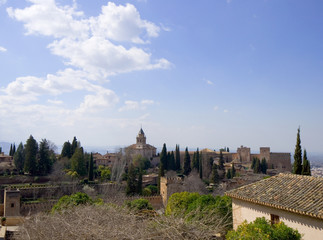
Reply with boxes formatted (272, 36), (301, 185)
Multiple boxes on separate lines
(147, 185), (158, 195)
(226, 217), (302, 240)
(125, 198), (153, 211)
(52, 192), (93, 212)
(142, 187), (152, 196)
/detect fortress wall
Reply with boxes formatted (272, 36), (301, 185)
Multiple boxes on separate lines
(269, 153), (291, 171)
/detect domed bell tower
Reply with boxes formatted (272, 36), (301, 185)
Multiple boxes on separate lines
(136, 128), (146, 145)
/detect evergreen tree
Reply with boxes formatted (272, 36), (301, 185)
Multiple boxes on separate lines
(231, 163), (236, 178)
(71, 136), (78, 156)
(209, 157), (214, 170)
(227, 147), (230, 152)
(160, 143), (167, 172)
(293, 127), (303, 174)
(192, 152), (197, 170)
(218, 150), (225, 170)
(251, 157), (257, 170)
(253, 158), (261, 173)
(126, 163), (137, 196)
(71, 147), (86, 176)
(0, 147), (2, 153)
(301, 149), (311, 176)
(137, 168), (143, 195)
(9, 144), (12, 156)
(14, 142), (24, 173)
(175, 144), (181, 171)
(183, 147), (191, 175)
(38, 139), (52, 175)
(226, 169), (232, 179)
(166, 152), (171, 171)
(199, 151), (203, 179)
(24, 135), (38, 175)
(61, 141), (72, 158)
(12, 143), (16, 156)
(88, 153), (94, 181)
(210, 163), (219, 184)
(260, 158), (268, 174)
(169, 151), (176, 171)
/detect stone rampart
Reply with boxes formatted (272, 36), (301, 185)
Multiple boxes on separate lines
(20, 200), (57, 216)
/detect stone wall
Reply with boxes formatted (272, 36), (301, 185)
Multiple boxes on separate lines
(160, 177), (184, 207)
(20, 200), (57, 216)
(269, 153), (291, 171)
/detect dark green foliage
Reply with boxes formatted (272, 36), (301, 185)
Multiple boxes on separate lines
(227, 147), (230, 152)
(146, 185), (158, 195)
(301, 149), (311, 175)
(137, 169), (143, 195)
(199, 152), (203, 179)
(183, 147), (191, 175)
(88, 153), (94, 181)
(251, 157), (257, 170)
(175, 144), (181, 171)
(37, 139), (53, 175)
(126, 198), (153, 211)
(226, 217), (301, 240)
(71, 147), (86, 176)
(61, 141), (72, 158)
(293, 127), (302, 174)
(253, 158), (261, 173)
(52, 192), (93, 212)
(24, 135), (38, 175)
(231, 163), (236, 177)
(192, 148), (199, 171)
(210, 163), (219, 184)
(226, 169), (232, 179)
(0, 147), (2, 153)
(133, 155), (150, 170)
(160, 143), (167, 173)
(14, 142), (24, 173)
(218, 150), (224, 170)
(9, 144), (12, 156)
(12, 144), (16, 156)
(168, 151), (176, 171)
(126, 163), (137, 196)
(261, 158), (268, 174)
(71, 136), (78, 156)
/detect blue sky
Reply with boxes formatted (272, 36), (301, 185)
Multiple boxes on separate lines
(0, 0), (322, 154)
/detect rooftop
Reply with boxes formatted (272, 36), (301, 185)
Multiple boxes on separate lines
(226, 173), (323, 220)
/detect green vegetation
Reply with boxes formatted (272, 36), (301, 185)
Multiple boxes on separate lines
(183, 147), (191, 175)
(301, 149), (311, 175)
(125, 198), (153, 211)
(97, 165), (111, 181)
(175, 144), (181, 171)
(88, 153), (94, 181)
(52, 192), (93, 212)
(226, 217), (301, 240)
(293, 127), (311, 176)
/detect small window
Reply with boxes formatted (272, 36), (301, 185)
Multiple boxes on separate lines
(271, 214), (279, 224)
(11, 203), (14, 208)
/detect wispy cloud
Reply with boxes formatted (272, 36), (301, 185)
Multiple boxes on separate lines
(224, 109), (229, 113)
(0, 46), (7, 52)
(214, 106), (219, 111)
(206, 80), (213, 85)
(0, 0), (7, 6)
(118, 99), (154, 112)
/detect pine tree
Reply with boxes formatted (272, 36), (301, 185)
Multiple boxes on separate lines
(14, 142), (24, 173)
(301, 149), (311, 176)
(183, 147), (191, 175)
(61, 141), (72, 158)
(293, 127), (302, 174)
(38, 139), (52, 175)
(218, 150), (225, 170)
(210, 163), (219, 184)
(88, 153), (94, 181)
(24, 135), (38, 175)
(137, 168), (143, 195)
(199, 151), (203, 179)
(126, 163), (137, 196)
(175, 144), (181, 171)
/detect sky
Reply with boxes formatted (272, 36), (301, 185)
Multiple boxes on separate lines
(0, 0), (323, 154)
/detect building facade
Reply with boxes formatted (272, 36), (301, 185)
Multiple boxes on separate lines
(226, 173), (323, 240)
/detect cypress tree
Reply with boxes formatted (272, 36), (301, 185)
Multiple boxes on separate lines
(38, 139), (52, 175)
(169, 151), (176, 171)
(251, 157), (257, 170)
(12, 143), (16, 156)
(160, 143), (167, 172)
(301, 149), (311, 176)
(227, 147), (230, 152)
(226, 169), (232, 179)
(293, 127), (303, 174)
(137, 168), (143, 195)
(192, 152), (197, 170)
(175, 144), (181, 171)
(183, 147), (191, 175)
(24, 135), (38, 176)
(71, 136), (78, 156)
(260, 158), (268, 174)
(61, 141), (72, 158)
(218, 150), (225, 170)
(199, 151), (203, 179)
(231, 163), (236, 177)
(71, 147), (86, 176)
(14, 142), (24, 173)
(88, 153), (94, 181)
(254, 158), (261, 173)
(126, 163), (137, 196)
(210, 163), (219, 184)
(9, 144), (12, 156)
(167, 152), (171, 171)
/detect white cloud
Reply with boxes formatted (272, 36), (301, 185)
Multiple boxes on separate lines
(7, 1), (170, 78)
(206, 80), (213, 85)
(0, 46), (7, 52)
(47, 99), (63, 105)
(118, 99), (154, 112)
(0, 0), (7, 6)
(224, 109), (229, 113)
(214, 106), (219, 111)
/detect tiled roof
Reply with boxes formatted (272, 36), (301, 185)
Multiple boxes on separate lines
(225, 173), (323, 220)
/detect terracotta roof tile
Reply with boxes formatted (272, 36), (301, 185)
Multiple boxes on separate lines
(225, 173), (323, 220)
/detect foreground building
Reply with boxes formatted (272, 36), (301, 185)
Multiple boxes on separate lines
(226, 173), (323, 240)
